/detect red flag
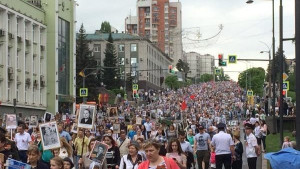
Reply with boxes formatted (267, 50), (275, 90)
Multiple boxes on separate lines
(190, 95), (195, 100)
(181, 101), (187, 111)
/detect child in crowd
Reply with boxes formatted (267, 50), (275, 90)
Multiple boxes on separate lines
(210, 146), (216, 169)
(282, 136), (292, 149)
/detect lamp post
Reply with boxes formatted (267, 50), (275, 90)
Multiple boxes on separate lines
(295, 0), (300, 150)
(260, 41), (271, 117)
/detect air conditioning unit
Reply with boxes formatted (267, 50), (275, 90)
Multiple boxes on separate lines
(17, 36), (22, 42)
(8, 67), (13, 74)
(41, 45), (45, 51)
(34, 80), (38, 86)
(0, 29), (5, 36)
(8, 33), (14, 39)
(8, 74), (14, 81)
(41, 80), (45, 87)
(140, 58), (143, 61)
(26, 78), (31, 85)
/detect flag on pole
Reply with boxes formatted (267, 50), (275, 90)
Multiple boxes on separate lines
(79, 70), (85, 77)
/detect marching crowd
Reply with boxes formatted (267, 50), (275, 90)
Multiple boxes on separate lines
(0, 81), (276, 169)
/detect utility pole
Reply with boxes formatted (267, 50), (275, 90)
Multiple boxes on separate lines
(279, 0), (284, 146)
(295, 0), (300, 150)
(272, 0), (277, 134)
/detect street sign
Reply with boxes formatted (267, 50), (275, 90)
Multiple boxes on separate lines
(247, 90), (253, 96)
(283, 73), (289, 81)
(132, 84), (138, 90)
(228, 55), (237, 64)
(283, 81), (289, 90)
(215, 69), (221, 75)
(80, 88), (88, 97)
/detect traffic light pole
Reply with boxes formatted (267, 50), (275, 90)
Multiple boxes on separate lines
(83, 75), (86, 103)
(295, 0), (300, 150)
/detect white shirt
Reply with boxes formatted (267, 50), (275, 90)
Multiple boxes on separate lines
(246, 133), (258, 158)
(211, 131), (234, 155)
(14, 132), (32, 150)
(144, 122), (152, 132)
(180, 141), (193, 153)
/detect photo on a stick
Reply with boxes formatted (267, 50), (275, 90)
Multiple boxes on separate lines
(29, 115), (38, 128)
(78, 104), (96, 129)
(6, 114), (17, 130)
(39, 121), (61, 150)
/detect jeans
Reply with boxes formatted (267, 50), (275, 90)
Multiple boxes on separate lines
(196, 150), (210, 169)
(262, 136), (266, 151)
(74, 155), (81, 169)
(247, 157), (257, 169)
(215, 154), (231, 169)
(18, 150), (27, 163)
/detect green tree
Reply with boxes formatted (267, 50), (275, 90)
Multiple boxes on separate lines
(76, 24), (99, 103)
(199, 74), (214, 82)
(165, 75), (179, 89)
(176, 59), (190, 82)
(102, 33), (120, 90)
(266, 50), (289, 83)
(100, 21), (111, 33)
(238, 67), (266, 96)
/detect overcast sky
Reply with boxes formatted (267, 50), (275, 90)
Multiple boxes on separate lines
(76, 0), (295, 81)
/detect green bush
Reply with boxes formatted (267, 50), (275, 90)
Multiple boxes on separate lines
(111, 89), (125, 97)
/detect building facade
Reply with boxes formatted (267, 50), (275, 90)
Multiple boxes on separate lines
(125, 0), (183, 64)
(186, 52), (215, 79)
(85, 33), (172, 91)
(0, 0), (76, 117)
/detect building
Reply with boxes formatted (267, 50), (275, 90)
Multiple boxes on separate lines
(85, 33), (173, 91)
(0, 0), (76, 117)
(186, 52), (215, 79)
(125, 0), (183, 64)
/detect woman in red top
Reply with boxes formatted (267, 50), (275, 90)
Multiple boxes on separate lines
(138, 139), (179, 169)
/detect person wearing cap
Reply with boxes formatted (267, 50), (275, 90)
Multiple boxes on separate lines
(210, 123), (235, 169)
(245, 123), (260, 169)
(119, 142), (143, 169)
(194, 125), (210, 169)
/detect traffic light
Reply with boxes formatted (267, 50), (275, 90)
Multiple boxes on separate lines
(218, 54), (227, 66)
(168, 65), (173, 73)
(133, 90), (138, 98)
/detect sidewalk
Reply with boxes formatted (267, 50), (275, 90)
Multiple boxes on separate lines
(262, 152), (268, 169)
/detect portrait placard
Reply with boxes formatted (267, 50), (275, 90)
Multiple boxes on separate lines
(78, 104), (96, 129)
(29, 115), (38, 128)
(107, 107), (118, 120)
(71, 123), (78, 133)
(39, 121), (61, 150)
(6, 114), (17, 129)
(113, 123), (120, 134)
(89, 141), (108, 165)
(44, 112), (53, 122)
(136, 117), (142, 125)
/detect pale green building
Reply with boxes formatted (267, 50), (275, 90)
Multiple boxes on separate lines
(0, 0), (76, 118)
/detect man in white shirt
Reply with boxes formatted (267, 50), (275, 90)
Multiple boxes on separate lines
(211, 123), (235, 169)
(14, 124), (32, 163)
(178, 131), (194, 169)
(245, 123), (260, 169)
(143, 117), (152, 139)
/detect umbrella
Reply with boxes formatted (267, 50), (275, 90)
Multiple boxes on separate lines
(264, 148), (300, 169)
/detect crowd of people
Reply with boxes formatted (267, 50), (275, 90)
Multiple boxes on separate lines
(0, 81), (280, 169)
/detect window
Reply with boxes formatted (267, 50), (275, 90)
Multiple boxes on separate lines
(131, 58), (137, 65)
(131, 44), (137, 52)
(119, 44), (125, 52)
(16, 85), (19, 102)
(7, 83), (11, 101)
(8, 14), (11, 33)
(120, 58), (125, 65)
(94, 44), (100, 52)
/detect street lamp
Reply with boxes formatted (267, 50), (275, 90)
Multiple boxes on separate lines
(260, 49), (271, 116)
(82, 68), (99, 103)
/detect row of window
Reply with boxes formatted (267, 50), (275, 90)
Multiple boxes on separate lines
(94, 43), (138, 53)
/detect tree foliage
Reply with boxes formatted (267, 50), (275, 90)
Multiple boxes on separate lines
(176, 59), (190, 82)
(76, 24), (99, 103)
(199, 74), (214, 82)
(100, 21), (111, 33)
(266, 50), (289, 83)
(238, 67), (266, 96)
(165, 75), (179, 89)
(102, 33), (120, 90)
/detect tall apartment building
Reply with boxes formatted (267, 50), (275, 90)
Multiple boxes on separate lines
(186, 52), (215, 79)
(0, 0), (76, 116)
(85, 33), (172, 91)
(125, 0), (183, 64)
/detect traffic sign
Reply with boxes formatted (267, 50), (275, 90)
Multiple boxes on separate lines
(283, 73), (289, 81)
(228, 55), (237, 64)
(283, 81), (289, 90)
(80, 88), (88, 97)
(247, 90), (253, 96)
(132, 84), (138, 90)
(215, 69), (221, 75)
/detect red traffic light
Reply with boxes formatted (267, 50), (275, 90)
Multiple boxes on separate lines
(218, 54), (223, 59)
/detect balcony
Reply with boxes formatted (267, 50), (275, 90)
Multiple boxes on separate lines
(145, 13), (151, 18)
